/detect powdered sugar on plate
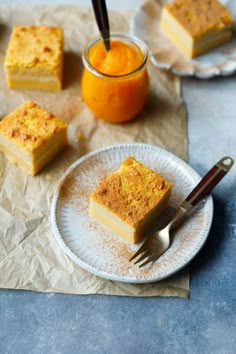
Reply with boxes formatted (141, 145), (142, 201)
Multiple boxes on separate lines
(51, 143), (213, 283)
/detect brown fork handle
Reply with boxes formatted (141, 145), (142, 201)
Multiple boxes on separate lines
(185, 156), (234, 207)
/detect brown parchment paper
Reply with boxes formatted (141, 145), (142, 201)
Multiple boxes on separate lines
(0, 4), (188, 298)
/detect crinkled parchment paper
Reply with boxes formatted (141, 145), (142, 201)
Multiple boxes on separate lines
(0, 5), (188, 297)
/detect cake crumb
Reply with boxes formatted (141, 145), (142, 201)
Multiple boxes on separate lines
(45, 173), (53, 180)
(78, 130), (85, 141)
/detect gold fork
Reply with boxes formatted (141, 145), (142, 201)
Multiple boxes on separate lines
(129, 156), (234, 268)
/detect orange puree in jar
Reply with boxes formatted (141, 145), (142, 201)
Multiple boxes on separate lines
(81, 34), (149, 123)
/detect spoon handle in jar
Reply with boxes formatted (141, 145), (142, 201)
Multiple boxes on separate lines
(91, 0), (110, 51)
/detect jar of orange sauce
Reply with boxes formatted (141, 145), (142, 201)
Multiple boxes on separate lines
(81, 34), (149, 123)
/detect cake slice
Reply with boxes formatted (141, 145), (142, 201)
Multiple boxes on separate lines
(4, 25), (63, 91)
(90, 157), (173, 243)
(160, 0), (234, 58)
(0, 101), (67, 175)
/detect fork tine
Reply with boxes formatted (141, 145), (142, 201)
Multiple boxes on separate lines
(129, 242), (148, 262)
(139, 248), (167, 268)
(139, 254), (157, 268)
(134, 250), (150, 265)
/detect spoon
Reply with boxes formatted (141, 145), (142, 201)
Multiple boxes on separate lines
(91, 0), (110, 51)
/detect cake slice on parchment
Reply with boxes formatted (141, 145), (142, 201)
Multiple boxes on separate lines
(4, 25), (64, 91)
(0, 101), (67, 175)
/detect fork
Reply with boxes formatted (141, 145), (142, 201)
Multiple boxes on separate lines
(129, 156), (234, 268)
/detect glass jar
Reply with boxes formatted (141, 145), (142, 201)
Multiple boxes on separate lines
(81, 34), (149, 123)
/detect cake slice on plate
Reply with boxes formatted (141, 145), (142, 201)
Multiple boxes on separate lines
(160, 0), (234, 58)
(90, 156), (173, 243)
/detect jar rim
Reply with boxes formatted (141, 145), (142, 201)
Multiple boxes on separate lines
(82, 33), (149, 79)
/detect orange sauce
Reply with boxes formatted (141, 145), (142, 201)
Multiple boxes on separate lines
(81, 38), (149, 123)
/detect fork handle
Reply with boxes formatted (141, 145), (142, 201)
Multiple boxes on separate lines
(185, 156), (234, 207)
(170, 156), (234, 231)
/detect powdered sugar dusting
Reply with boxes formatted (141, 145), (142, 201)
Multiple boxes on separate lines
(51, 143), (213, 283)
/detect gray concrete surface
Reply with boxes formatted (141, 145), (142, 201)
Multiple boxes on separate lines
(0, 1), (236, 353)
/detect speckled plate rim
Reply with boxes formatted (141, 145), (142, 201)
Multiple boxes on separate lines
(51, 143), (214, 283)
(130, 0), (236, 78)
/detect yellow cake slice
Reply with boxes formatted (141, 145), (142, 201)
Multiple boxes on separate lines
(90, 157), (173, 243)
(4, 25), (63, 91)
(0, 101), (67, 175)
(160, 0), (234, 58)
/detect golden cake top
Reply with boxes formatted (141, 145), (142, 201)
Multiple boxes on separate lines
(5, 25), (63, 69)
(0, 101), (67, 152)
(90, 157), (173, 227)
(164, 0), (234, 38)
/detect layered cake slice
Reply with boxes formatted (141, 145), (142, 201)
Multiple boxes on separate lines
(0, 101), (67, 175)
(160, 0), (234, 58)
(90, 157), (173, 243)
(4, 25), (63, 91)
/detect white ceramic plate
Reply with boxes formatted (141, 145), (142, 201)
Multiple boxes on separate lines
(51, 143), (213, 283)
(131, 0), (236, 78)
